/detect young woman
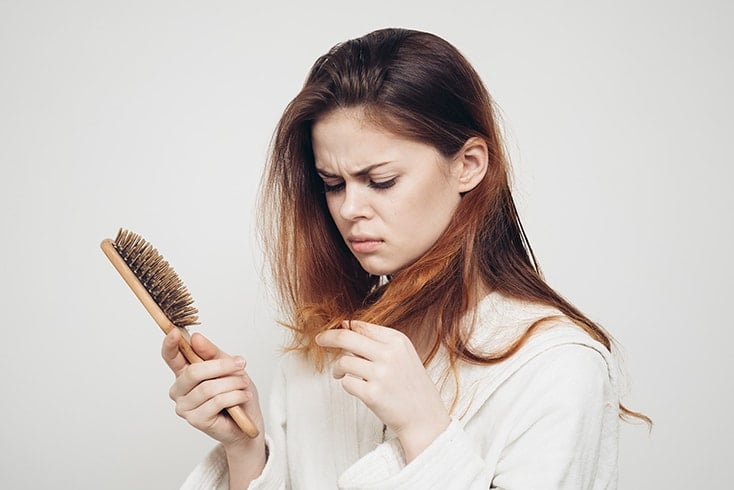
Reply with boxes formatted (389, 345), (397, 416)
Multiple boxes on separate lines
(163, 28), (644, 489)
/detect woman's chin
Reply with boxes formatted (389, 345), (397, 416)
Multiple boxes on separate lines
(357, 258), (398, 277)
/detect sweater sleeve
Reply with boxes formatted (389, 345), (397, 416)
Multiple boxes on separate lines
(180, 443), (230, 490)
(490, 344), (618, 489)
(337, 344), (617, 489)
(180, 360), (289, 490)
(248, 357), (288, 489)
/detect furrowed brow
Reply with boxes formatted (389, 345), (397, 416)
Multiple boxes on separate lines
(316, 169), (339, 179)
(315, 162), (392, 178)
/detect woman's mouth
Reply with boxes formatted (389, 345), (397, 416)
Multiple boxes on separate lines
(349, 238), (383, 253)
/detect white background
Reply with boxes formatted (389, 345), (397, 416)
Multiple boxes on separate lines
(1, 1), (731, 488)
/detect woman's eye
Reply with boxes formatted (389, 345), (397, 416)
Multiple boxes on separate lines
(322, 178), (396, 193)
(323, 181), (345, 193)
(368, 178), (396, 190)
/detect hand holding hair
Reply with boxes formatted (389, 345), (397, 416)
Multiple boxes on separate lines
(316, 320), (451, 462)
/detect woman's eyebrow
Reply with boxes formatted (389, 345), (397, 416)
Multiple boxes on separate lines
(316, 162), (392, 178)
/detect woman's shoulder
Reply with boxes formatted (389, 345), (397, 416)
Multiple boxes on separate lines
(473, 291), (616, 374)
(442, 293), (620, 424)
(468, 292), (583, 348)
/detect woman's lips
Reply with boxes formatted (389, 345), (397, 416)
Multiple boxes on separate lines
(350, 239), (383, 253)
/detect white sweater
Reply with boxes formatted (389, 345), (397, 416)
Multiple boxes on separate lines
(182, 293), (620, 489)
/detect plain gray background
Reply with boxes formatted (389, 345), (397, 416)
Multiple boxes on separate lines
(1, 0), (731, 488)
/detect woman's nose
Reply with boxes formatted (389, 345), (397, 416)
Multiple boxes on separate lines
(339, 184), (372, 221)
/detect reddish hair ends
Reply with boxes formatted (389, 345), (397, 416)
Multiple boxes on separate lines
(257, 28), (649, 425)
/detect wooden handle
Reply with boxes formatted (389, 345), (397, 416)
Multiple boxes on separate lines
(101, 239), (260, 438)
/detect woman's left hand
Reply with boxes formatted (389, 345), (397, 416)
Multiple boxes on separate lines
(316, 320), (451, 461)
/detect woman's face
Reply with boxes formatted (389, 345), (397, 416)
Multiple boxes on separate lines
(312, 108), (464, 276)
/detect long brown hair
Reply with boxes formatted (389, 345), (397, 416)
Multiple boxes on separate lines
(258, 28), (648, 423)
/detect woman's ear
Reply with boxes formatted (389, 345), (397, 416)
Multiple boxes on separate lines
(455, 137), (489, 193)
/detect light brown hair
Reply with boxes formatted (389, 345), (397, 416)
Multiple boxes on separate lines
(258, 28), (648, 423)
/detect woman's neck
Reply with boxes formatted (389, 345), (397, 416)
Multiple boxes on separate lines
(408, 280), (491, 361)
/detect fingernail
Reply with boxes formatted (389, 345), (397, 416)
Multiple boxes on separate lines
(315, 334), (322, 345)
(234, 357), (245, 368)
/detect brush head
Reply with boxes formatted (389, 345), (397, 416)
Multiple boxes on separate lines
(110, 228), (200, 327)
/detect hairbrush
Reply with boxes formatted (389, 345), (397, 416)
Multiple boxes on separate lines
(100, 228), (259, 438)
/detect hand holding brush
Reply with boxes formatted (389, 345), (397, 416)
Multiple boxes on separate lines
(101, 228), (260, 438)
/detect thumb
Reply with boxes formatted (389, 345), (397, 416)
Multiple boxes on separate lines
(189, 332), (230, 361)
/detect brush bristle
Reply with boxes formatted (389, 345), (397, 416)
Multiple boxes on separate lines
(112, 228), (200, 327)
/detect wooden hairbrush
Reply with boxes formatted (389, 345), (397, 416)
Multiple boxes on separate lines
(100, 228), (259, 438)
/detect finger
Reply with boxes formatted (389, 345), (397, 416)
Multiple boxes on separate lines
(174, 356), (247, 396)
(180, 389), (253, 431)
(346, 320), (401, 343)
(174, 373), (251, 412)
(162, 329), (189, 376)
(316, 328), (379, 360)
(348, 321), (417, 363)
(190, 332), (230, 361)
(333, 353), (373, 380)
(339, 373), (372, 404)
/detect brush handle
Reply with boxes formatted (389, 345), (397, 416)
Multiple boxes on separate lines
(101, 239), (260, 438)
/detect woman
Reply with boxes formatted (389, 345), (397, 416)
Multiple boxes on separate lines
(164, 28), (645, 489)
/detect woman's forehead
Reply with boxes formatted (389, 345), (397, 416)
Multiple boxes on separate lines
(312, 110), (405, 168)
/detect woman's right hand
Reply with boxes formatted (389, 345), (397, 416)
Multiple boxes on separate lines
(161, 329), (265, 449)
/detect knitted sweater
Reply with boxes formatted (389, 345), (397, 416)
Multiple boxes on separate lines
(182, 292), (620, 489)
